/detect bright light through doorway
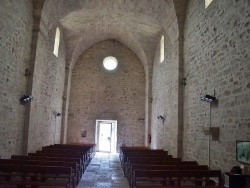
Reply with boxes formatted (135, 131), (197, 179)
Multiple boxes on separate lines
(96, 120), (117, 153)
(99, 123), (111, 152)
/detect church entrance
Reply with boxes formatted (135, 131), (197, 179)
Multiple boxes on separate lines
(95, 120), (117, 153)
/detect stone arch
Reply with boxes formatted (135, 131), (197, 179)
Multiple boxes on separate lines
(31, 0), (184, 148)
(68, 39), (146, 147)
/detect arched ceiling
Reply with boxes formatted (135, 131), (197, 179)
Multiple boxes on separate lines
(60, 9), (163, 70)
(40, 0), (187, 71)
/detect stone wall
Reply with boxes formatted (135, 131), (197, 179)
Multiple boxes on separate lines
(26, 21), (66, 152)
(151, 33), (181, 156)
(151, 0), (181, 157)
(0, 0), (33, 158)
(183, 0), (250, 172)
(68, 40), (145, 149)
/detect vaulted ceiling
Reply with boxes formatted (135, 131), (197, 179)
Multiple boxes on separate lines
(35, 0), (187, 71)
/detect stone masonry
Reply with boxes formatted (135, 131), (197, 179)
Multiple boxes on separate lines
(68, 40), (145, 150)
(183, 0), (250, 172)
(0, 2), (250, 186)
(0, 0), (33, 158)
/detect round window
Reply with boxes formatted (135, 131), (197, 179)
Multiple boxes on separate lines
(103, 56), (118, 70)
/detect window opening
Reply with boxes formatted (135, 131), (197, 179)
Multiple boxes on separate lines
(205, 0), (213, 9)
(160, 35), (164, 63)
(53, 27), (60, 57)
(103, 56), (118, 70)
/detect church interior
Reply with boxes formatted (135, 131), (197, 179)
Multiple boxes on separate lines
(0, 0), (250, 187)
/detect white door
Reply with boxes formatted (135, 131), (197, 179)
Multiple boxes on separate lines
(96, 120), (117, 153)
(99, 123), (112, 152)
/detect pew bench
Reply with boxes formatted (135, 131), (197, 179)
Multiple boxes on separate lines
(120, 149), (166, 170)
(41, 148), (91, 165)
(119, 146), (159, 165)
(0, 164), (73, 188)
(35, 149), (90, 170)
(132, 169), (223, 188)
(46, 143), (95, 161)
(28, 152), (86, 174)
(11, 155), (83, 180)
(122, 152), (170, 171)
(124, 157), (182, 177)
(128, 164), (209, 186)
(0, 159), (79, 187)
(135, 186), (223, 188)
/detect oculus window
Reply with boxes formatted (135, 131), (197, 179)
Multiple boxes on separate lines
(103, 56), (118, 70)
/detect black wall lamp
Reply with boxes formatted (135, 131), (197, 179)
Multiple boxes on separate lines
(53, 111), (62, 118)
(200, 95), (217, 103)
(56, 112), (61, 117)
(25, 68), (31, 77)
(20, 95), (33, 104)
(157, 115), (164, 122)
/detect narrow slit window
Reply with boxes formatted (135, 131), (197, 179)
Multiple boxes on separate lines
(160, 35), (164, 63)
(53, 27), (60, 57)
(205, 0), (213, 9)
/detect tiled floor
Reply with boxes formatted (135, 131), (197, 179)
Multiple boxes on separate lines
(77, 152), (129, 188)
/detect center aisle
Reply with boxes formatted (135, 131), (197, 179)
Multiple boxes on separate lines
(77, 152), (129, 188)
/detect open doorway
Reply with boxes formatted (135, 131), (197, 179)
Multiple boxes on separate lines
(95, 120), (117, 153)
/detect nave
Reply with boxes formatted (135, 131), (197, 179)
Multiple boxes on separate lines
(77, 152), (129, 188)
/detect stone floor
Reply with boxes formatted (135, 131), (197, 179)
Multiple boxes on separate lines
(77, 152), (129, 188)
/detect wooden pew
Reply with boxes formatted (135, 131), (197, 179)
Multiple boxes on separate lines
(123, 153), (170, 168)
(37, 149), (90, 169)
(41, 147), (92, 167)
(126, 160), (199, 180)
(119, 146), (151, 162)
(41, 147), (89, 157)
(132, 169), (223, 188)
(0, 159), (78, 187)
(46, 143), (96, 161)
(126, 160), (198, 175)
(11, 155), (83, 179)
(119, 147), (168, 165)
(125, 157), (182, 177)
(134, 186), (224, 188)
(44, 143), (95, 160)
(127, 160), (198, 166)
(120, 148), (165, 169)
(123, 155), (175, 176)
(128, 164), (209, 187)
(28, 152), (86, 173)
(0, 164), (73, 188)
(41, 144), (95, 168)
(2, 144), (95, 188)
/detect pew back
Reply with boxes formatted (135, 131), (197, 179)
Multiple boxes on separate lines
(0, 164), (72, 188)
(132, 169), (223, 188)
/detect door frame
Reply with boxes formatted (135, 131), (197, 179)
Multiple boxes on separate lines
(95, 119), (117, 153)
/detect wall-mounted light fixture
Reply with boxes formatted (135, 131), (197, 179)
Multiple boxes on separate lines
(25, 68), (31, 77)
(180, 78), (187, 86)
(200, 95), (217, 103)
(20, 95), (33, 104)
(157, 115), (164, 122)
(53, 111), (61, 118)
